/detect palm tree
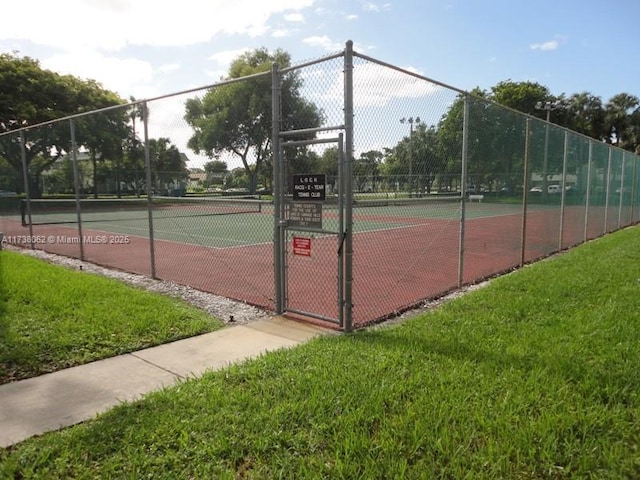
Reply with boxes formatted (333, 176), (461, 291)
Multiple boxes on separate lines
(566, 92), (606, 141)
(605, 93), (639, 149)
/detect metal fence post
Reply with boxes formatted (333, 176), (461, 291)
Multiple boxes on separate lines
(19, 131), (34, 249)
(584, 140), (593, 243)
(631, 152), (638, 223)
(69, 119), (85, 260)
(271, 62), (284, 314)
(559, 131), (568, 250)
(618, 152), (626, 229)
(457, 94), (469, 288)
(520, 118), (531, 266)
(343, 40), (354, 333)
(142, 101), (157, 279)
(604, 149), (612, 233)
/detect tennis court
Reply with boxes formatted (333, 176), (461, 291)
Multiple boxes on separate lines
(3, 195), (590, 326)
(3, 44), (638, 329)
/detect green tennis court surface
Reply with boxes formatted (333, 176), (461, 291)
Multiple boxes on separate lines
(16, 196), (527, 249)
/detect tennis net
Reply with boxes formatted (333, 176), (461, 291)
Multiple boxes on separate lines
(21, 196), (265, 226)
(351, 195), (462, 209)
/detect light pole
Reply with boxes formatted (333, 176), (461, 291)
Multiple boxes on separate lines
(400, 116), (420, 196)
(534, 100), (563, 199)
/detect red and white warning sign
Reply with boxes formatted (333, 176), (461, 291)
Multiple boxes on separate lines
(292, 236), (311, 256)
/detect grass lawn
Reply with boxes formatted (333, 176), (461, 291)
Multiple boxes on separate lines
(0, 250), (224, 384)
(2, 227), (640, 478)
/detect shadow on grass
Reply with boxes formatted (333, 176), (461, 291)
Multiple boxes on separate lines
(350, 322), (640, 403)
(353, 327), (550, 373)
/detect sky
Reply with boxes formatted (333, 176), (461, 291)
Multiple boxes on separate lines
(2, 0), (639, 168)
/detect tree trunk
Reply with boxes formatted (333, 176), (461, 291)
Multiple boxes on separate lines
(92, 153), (98, 199)
(116, 157), (121, 198)
(28, 174), (42, 199)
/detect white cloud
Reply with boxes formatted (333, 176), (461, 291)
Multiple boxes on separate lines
(209, 48), (251, 66)
(284, 13), (304, 22)
(345, 14), (359, 20)
(362, 1), (391, 12)
(317, 62), (441, 108)
(0, 0), (315, 51)
(158, 63), (180, 74)
(204, 69), (228, 81)
(145, 94), (212, 167)
(357, 67), (441, 107)
(303, 35), (343, 51)
(41, 50), (154, 98)
(530, 40), (559, 51)
(272, 29), (291, 38)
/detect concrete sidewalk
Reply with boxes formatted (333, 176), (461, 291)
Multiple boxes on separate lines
(0, 316), (329, 448)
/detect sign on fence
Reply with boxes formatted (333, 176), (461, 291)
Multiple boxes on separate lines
(292, 236), (311, 256)
(288, 202), (323, 228)
(293, 174), (326, 201)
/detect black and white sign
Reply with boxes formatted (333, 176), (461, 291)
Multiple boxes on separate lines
(293, 174), (326, 201)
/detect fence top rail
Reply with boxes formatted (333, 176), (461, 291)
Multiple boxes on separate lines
(280, 125), (345, 137)
(279, 51), (345, 74)
(353, 50), (467, 96)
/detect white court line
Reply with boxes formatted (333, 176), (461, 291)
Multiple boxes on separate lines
(75, 221), (272, 250)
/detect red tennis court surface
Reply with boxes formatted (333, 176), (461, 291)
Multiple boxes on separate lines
(2, 204), (624, 329)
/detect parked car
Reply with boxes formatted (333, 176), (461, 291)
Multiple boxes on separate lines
(530, 185), (563, 194)
(0, 190), (17, 197)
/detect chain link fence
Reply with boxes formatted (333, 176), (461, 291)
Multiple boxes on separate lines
(1, 43), (639, 329)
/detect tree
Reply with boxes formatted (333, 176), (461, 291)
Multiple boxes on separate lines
(354, 150), (383, 192)
(490, 80), (550, 116)
(0, 52), (126, 197)
(225, 167), (249, 189)
(148, 138), (189, 195)
(77, 100), (130, 198)
(317, 147), (340, 193)
(0, 155), (19, 191)
(203, 160), (228, 186)
(435, 87), (533, 192)
(403, 123), (446, 194)
(184, 48), (324, 194)
(436, 91), (468, 191)
(605, 93), (639, 149)
(565, 92), (606, 141)
(379, 147), (403, 188)
(44, 156), (79, 194)
(119, 99), (146, 197)
(204, 160), (228, 174)
(629, 108), (640, 154)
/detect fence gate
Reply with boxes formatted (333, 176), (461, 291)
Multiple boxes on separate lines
(272, 51), (354, 330)
(274, 131), (348, 328)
